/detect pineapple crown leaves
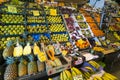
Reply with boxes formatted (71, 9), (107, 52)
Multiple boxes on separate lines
(28, 54), (35, 62)
(6, 40), (13, 47)
(6, 57), (16, 65)
(26, 42), (30, 46)
(19, 57), (28, 65)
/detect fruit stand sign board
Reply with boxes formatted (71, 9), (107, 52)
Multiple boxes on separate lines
(73, 75), (83, 80)
(33, 10), (40, 16)
(8, 5), (17, 13)
(50, 9), (57, 16)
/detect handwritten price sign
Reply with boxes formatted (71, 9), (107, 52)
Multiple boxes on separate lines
(8, 5), (17, 13)
(50, 9), (57, 16)
(33, 10), (40, 16)
(73, 75), (83, 80)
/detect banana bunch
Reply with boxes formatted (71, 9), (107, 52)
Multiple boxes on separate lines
(84, 66), (95, 74)
(114, 32), (120, 40)
(93, 47), (105, 52)
(88, 61), (100, 69)
(60, 70), (72, 80)
(71, 67), (82, 77)
(82, 71), (91, 80)
(102, 72), (118, 80)
(93, 76), (103, 80)
(92, 72), (118, 80)
(47, 58), (62, 67)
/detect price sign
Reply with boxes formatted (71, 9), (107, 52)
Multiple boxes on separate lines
(33, 10), (40, 16)
(77, 15), (81, 18)
(8, 5), (17, 13)
(73, 75), (83, 80)
(64, 14), (69, 18)
(50, 9), (57, 16)
(62, 50), (68, 56)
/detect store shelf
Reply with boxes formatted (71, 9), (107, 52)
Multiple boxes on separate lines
(0, 34), (22, 38)
(16, 71), (47, 80)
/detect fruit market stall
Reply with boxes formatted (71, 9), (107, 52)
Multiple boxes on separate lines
(0, 0), (120, 80)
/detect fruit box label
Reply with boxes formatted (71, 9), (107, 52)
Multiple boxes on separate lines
(8, 5), (17, 13)
(33, 10), (40, 16)
(73, 75), (83, 80)
(50, 9), (57, 16)
(64, 14), (69, 18)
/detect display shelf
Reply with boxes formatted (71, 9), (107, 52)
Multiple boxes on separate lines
(26, 22), (47, 25)
(25, 8), (43, 10)
(26, 2), (43, 10)
(0, 23), (26, 25)
(16, 71), (47, 80)
(0, 11), (25, 15)
(0, 34), (22, 38)
(28, 32), (49, 35)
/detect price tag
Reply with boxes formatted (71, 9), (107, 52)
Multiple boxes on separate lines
(33, 10), (40, 16)
(77, 16), (81, 19)
(73, 75), (83, 80)
(62, 50), (68, 56)
(64, 14), (69, 18)
(8, 5), (17, 13)
(50, 9), (57, 16)
(66, 42), (71, 46)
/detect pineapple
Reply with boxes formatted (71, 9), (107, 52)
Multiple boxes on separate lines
(37, 60), (45, 72)
(28, 55), (38, 75)
(3, 46), (14, 60)
(3, 40), (14, 59)
(13, 42), (23, 57)
(23, 42), (31, 56)
(18, 58), (27, 77)
(4, 57), (18, 80)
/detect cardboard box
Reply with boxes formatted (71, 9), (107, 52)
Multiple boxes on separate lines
(45, 56), (71, 76)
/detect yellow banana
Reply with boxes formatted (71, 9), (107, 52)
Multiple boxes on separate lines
(85, 66), (94, 73)
(71, 68), (77, 77)
(72, 67), (82, 75)
(50, 60), (57, 67)
(64, 70), (72, 80)
(83, 72), (90, 79)
(60, 72), (63, 80)
(54, 58), (62, 66)
(102, 76), (110, 80)
(88, 61), (97, 68)
(62, 70), (67, 80)
(89, 61), (100, 69)
(103, 72), (118, 80)
(93, 76), (103, 80)
(93, 77), (98, 80)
